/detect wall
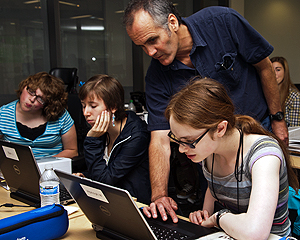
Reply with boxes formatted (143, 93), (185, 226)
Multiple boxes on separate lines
(229, 0), (244, 16)
(243, 0), (300, 83)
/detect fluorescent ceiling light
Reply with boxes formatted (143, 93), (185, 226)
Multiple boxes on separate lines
(31, 21), (43, 24)
(70, 15), (92, 19)
(24, 0), (40, 4)
(24, 0), (79, 7)
(81, 26), (104, 31)
(63, 25), (104, 31)
(59, 1), (79, 7)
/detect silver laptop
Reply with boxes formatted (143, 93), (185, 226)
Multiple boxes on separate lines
(0, 140), (74, 207)
(55, 169), (219, 240)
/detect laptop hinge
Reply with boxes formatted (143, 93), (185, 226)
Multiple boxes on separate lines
(10, 191), (40, 208)
(94, 226), (134, 240)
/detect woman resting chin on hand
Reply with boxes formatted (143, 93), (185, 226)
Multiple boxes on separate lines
(75, 74), (151, 205)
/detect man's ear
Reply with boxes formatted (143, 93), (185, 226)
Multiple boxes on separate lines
(216, 120), (228, 138)
(168, 13), (179, 32)
(111, 109), (117, 114)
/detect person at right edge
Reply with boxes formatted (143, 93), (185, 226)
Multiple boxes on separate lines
(271, 56), (300, 127)
(123, 0), (288, 223)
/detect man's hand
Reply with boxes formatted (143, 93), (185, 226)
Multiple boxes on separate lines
(271, 120), (289, 146)
(142, 196), (178, 223)
(73, 172), (85, 177)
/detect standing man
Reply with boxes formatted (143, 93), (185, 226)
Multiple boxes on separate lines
(123, 0), (288, 223)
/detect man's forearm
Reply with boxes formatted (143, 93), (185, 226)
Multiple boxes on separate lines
(149, 139), (171, 202)
(254, 57), (282, 114)
(254, 57), (288, 145)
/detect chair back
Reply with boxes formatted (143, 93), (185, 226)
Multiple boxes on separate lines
(49, 68), (78, 93)
(49, 67), (88, 172)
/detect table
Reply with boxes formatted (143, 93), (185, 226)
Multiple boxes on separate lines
(0, 186), (99, 239)
(0, 187), (281, 240)
(0, 187), (188, 239)
(290, 155), (300, 169)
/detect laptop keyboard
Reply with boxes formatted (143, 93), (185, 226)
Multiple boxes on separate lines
(60, 188), (71, 201)
(150, 224), (188, 240)
(59, 184), (73, 202)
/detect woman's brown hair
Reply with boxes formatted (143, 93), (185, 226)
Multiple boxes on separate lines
(16, 72), (68, 121)
(165, 76), (299, 190)
(270, 56), (297, 110)
(78, 74), (126, 121)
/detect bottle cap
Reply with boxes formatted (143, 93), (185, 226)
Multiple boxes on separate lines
(45, 164), (53, 170)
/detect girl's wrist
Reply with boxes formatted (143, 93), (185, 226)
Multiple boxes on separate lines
(215, 209), (231, 230)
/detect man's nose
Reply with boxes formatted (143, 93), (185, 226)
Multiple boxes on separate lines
(145, 46), (157, 57)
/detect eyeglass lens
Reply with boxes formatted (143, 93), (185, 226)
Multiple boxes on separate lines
(27, 87), (45, 105)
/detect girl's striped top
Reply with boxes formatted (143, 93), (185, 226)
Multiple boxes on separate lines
(202, 136), (290, 237)
(0, 100), (74, 158)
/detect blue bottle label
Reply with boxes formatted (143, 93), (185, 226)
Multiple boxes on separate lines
(40, 184), (59, 195)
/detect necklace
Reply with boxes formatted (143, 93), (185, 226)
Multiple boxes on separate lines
(211, 128), (244, 213)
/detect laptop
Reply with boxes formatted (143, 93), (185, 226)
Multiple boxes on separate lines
(55, 169), (219, 240)
(0, 140), (74, 207)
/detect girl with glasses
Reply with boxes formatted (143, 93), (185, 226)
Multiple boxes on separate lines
(0, 72), (78, 159)
(144, 76), (298, 239)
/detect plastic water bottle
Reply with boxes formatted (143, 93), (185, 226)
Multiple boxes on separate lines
(128, 99), (136, 112)
(39, 164), (60, 207)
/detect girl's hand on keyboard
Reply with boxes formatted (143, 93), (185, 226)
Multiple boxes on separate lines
(189, 209), (210, 225)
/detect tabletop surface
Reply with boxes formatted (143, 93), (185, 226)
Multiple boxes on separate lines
(0, 183), (281, 240)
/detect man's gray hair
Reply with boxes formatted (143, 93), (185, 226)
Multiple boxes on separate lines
(123, 0), (182, 31)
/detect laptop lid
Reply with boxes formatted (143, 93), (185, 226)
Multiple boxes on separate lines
(55, 169), (218, 240)
(0, 140), (41, 206)
(0, 140), (73, 206)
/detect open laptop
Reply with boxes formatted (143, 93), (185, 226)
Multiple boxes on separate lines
(55, 169), (219, 240)
(0, 140), (74, 207)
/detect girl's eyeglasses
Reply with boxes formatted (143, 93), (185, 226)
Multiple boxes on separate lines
(168, 129), (210, 149)
(26, 86), (45, 105)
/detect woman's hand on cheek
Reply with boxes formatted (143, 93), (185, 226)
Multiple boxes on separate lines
(87, 110), (110, 137)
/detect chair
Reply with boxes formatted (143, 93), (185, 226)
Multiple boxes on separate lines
(49, 67), (88, 172)
(49, 68), (78, 93)
(66, 94), (90, 172)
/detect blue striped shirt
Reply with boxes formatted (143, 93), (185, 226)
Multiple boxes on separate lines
(0, 100), (74, 158)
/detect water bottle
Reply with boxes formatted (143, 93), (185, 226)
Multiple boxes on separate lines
(39, 164), (60, 207)
(128, 99), (136, 112)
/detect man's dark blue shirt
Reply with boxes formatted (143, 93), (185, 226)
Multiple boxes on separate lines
(145, 6), (273, 131)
